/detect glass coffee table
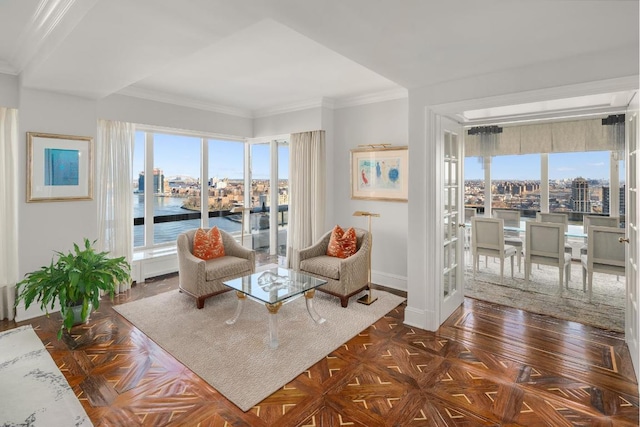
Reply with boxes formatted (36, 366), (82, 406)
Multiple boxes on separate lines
(222, 267), (327, 349)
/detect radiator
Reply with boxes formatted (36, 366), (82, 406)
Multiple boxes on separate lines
(0, 285), (15, 321)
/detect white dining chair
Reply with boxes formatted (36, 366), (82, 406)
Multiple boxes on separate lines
(581, 225), (625, 303)
(471, 217), (516, 284)
(536, 212), (573, 255)
(580, 216), (619, 255)
(525, 221), (571, 294)
(493, 209), (523, 272)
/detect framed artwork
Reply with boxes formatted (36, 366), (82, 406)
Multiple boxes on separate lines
(27, 132), (94, 202)
(350, 145), (408, 202)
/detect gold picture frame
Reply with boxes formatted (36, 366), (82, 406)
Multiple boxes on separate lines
(27, 132), (94, 202)
(350, 145), (408, 202)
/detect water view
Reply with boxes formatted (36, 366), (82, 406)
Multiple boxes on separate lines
(133, 195), (241, 247)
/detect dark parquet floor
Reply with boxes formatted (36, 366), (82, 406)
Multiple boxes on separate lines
(2, 258), (639, 426)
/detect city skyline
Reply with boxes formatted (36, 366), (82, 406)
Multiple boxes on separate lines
(464, 151), (624, 181)
(133, 132), (289, 181)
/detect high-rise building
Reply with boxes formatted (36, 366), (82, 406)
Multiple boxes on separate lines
(602, 186), (610, 214)
(570, 177), (591, 213)
(138, 168), (165, 194)
(601, 185), (625, 215)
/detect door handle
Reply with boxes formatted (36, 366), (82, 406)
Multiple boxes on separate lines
(458, 223), (466, 228)
(619, 237), (630, 243)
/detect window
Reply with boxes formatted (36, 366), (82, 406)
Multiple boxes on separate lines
(208, 139), (245, 233)
(133, 128), (288, 256)
(548, 151), (610, 217)
(491, 154), (540, 218)
(134, 129), (244, 250)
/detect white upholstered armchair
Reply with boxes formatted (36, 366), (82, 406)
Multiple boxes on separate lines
(296, 227), (371, 307)
(177, 228), (255, 309)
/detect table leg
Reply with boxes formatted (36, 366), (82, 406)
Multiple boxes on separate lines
(266, 302), (283, 349)
(305, 289), (326, 324)
(225, 291), (246, 325)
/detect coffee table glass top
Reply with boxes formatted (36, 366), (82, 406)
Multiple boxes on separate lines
(223, 267), (327, 305)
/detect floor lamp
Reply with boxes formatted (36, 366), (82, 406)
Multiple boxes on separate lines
(353, 210), (380, 305)
(231, 206), (251, 247)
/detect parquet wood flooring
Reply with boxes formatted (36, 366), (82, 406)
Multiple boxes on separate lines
(2, 266), (639, 426)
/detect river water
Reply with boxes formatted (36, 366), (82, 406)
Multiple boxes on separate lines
(133, 194), (240, 247)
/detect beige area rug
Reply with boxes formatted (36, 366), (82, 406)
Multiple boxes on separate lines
(464, 256), (625, 332)
(113, 287), (405, 411)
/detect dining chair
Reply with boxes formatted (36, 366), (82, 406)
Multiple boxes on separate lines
(536, 212), (573, 255)
(580, 216), (619, 255)
(464, 208), (476, 253)
(471, 217), (516, 284)
(493, 209), (523, 272)
(581, 225), (625, 302)
(525, 221), (571, 294)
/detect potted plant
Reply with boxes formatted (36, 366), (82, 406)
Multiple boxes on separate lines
(16, 238), (131, 339)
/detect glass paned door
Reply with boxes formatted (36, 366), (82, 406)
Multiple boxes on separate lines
(441, 117), (465, 322)
(625, 93), (639, 376)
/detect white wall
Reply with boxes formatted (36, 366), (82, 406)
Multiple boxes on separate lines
(333, 98), (409, 290)
(405, 47), (640, 331)
(16, 88), (99, 321)
(98, 94), (252, 137)
(253, 107), (322, 137)
(0, 73), (19, 107)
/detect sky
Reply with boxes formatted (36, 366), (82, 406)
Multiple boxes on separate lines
(464, 151), (625, 181)
(133, 132), (289, 180)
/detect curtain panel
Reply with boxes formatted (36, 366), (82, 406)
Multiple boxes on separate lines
(465, 117), (617, 157)
(286, 130), (326, 268)
(97, 120), (135, 293)
(0, 107), (18, 320)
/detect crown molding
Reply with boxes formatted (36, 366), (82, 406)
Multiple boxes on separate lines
(117, 86), (253, 118)
(0, 60), (18, 75)
(333, 87), (408, 109)
(252, 97), (335, 118)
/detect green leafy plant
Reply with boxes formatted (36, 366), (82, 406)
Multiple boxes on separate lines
(16, 238), (131, 339)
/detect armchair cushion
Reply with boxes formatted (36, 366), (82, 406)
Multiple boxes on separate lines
(326, 225), (357, 258)
(205, 256), (253, 281)
(193, 227), (225, 260)
(300, 255), (341, 280)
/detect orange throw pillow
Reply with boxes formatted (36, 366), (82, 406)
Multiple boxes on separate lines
(326, 225), (357, 258)
(192, 227), (226, 260)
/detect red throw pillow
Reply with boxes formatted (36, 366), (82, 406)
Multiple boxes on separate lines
(192, 227), (226, 260)
(326, 225), (357, 258)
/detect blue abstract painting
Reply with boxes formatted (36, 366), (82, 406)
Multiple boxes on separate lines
(44, 148), (79, 186)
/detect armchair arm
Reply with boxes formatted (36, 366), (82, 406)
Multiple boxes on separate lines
(177, 233), (206, 294)
(299, 231), (332, 263)
(338, 232), (371, 288)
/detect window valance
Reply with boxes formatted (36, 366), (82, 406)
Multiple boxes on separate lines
(465, 118), (618, 157)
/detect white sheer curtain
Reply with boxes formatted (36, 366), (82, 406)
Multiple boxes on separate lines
(286, 130), (326, 268)
(97, 120), (135, 293)
(0, 107), (18, 320)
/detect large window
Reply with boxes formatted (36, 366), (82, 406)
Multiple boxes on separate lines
(133, 129), (288, 256)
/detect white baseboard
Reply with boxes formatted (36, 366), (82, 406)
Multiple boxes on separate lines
(403, 305), (439, 332)
(372, 270), (407, 292)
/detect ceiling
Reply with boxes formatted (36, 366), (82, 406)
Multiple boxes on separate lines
(0, 0), (638, 118)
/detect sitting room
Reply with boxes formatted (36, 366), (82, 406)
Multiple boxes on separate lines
(1, 1), (639, 426)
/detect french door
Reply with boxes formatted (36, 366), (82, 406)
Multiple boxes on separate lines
(440, 116), (465, 322)
(625, 92), (639, 377)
